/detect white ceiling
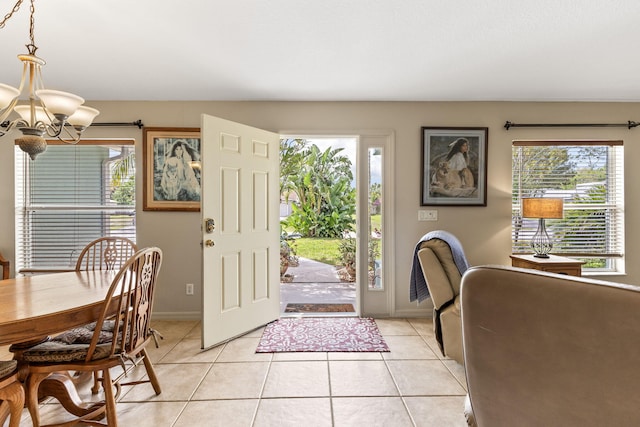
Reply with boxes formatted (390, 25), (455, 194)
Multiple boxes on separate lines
(0, 0), (639, 102)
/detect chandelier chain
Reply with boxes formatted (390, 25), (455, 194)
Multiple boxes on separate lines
(0, 0), (25, 29)
(0, 0), (37, 54)
(27, 0), (36, 53)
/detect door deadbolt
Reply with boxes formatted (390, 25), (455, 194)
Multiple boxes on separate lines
(205, 218), (215, 233)
(204, 239), (215, 247)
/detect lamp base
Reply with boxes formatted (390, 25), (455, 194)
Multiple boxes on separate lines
(533, 253), (550, 258)
(530, 218), (553, 259)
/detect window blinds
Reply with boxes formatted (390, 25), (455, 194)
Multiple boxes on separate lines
(512, 140), (624, 270)
(15, 140), (136, 273)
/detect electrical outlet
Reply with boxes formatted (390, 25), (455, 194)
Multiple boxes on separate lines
(186, 283), (194, 295)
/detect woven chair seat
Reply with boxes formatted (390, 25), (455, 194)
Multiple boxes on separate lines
(22, 340), (115, 363)
(56, 320), (116, 344)
(0, 360), (17, 378)
(22, 319), (121, 363)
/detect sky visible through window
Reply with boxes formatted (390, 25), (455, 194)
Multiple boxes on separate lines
(306, 137), (381, 185)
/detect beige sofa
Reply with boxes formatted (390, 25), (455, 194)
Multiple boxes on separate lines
(461, 265), (640, 426)
(416, 238), (465, 364)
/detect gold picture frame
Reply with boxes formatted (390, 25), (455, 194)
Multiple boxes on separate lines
(143, 127), (201, 211)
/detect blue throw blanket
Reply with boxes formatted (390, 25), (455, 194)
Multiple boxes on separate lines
(409, 230), (470, 303)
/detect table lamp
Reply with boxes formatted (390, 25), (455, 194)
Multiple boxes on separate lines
(521, 197), (564, 258)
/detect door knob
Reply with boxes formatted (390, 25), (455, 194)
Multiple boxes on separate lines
(204, 239), (215, 247)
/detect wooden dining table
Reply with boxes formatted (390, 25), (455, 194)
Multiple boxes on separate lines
(0, 270), (120, 421)
(0, 270), (118, 346)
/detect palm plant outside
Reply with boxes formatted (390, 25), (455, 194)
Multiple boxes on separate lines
(280, 138), (383, 282)
(109, 148), (135, 205)
(280, 139), (356, 239)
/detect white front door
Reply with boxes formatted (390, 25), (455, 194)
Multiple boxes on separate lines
(201, 114), (280, 349)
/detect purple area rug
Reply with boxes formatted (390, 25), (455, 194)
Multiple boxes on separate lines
(256, 317), (389, 352)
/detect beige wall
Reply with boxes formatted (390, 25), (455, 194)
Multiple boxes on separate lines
(1, 101), (638, 318)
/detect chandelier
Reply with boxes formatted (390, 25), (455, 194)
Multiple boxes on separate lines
(0, 0), (99, 159)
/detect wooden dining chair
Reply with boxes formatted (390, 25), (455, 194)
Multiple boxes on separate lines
(0, 360), (25, 427)
(0, 252), (9, 280)
(22, 247), (163, 427)
(75, 236), (138, 271)
(74, 236), (140, 393)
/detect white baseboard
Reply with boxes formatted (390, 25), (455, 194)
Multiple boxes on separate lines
(152, 309), (430, 321)
(152, 311), (201, 321)
(392, 307), (432, 318)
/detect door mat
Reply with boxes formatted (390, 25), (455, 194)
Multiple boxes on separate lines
(256, 317), (389, 352)
(285, 303), (355, 313)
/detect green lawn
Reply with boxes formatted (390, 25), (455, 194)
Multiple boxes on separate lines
(370, 214), (381, 232)
(290, 237), (342, 266)
(285, 214), (381, 266)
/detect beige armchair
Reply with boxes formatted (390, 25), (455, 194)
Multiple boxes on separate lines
(412, 231), (469, 364)
(461, 265), (640, 426)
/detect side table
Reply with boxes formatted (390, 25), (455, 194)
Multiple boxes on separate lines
(510, 254), (584, 277)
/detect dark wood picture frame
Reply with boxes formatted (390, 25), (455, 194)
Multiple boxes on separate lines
(143, 127), (201, 211)
(421, 126), (488, 206)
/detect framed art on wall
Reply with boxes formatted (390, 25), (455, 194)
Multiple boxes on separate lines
(421, 126), (488, 206)
(143, 127), (201, 211)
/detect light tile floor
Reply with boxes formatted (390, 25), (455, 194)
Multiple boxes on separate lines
(2, 317), (469, 427)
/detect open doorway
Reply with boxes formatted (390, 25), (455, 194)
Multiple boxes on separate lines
(279, 137), (359, 316)
(201, 118), (393, 347)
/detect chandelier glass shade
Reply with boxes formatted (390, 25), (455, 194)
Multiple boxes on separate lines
(0, 0), (99, 159)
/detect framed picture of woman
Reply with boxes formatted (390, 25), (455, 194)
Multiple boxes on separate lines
(143, 127), (201, 211)
(421, 127), (488, 206)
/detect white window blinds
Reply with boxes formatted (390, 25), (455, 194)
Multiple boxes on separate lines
(512, 140), (624, 272)
(15, 140), (136, 273)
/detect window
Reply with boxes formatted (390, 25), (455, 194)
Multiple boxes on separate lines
(512, 140), (624, 273)
(15, 140), (136, 273)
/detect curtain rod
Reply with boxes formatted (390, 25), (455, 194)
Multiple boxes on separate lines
(504, 120), (640, 130)
(1, 119), (144, 129)
(92, 120), (144, 129)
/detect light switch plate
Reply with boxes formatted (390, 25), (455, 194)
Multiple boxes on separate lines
(418, 210), (438, 221)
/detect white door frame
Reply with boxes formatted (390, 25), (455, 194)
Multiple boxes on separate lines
(280, 129), (395, 317)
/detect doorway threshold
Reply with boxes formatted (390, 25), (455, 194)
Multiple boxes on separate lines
(280, 301), (357, 317)
(281, 312), (358, 318)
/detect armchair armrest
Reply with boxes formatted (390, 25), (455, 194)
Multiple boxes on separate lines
(417, 247), (455, 309)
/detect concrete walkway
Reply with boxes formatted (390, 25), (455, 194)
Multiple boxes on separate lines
(280, 257), (355, 313)
(285, 257), (340, 283)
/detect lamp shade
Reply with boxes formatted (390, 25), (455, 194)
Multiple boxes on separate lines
(35, 89), (84, 117)
(67, 106), (100, 127)
(14, 105), (52, 125)
(0, 83), (20, 109)
(522, 198), (564, 219)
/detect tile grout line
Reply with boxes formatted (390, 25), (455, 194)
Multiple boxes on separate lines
(380, 324), (419, 427)
(251, 351), (274, 426)
(327, 356), (336, 426)
(169, 329), (226, 427)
